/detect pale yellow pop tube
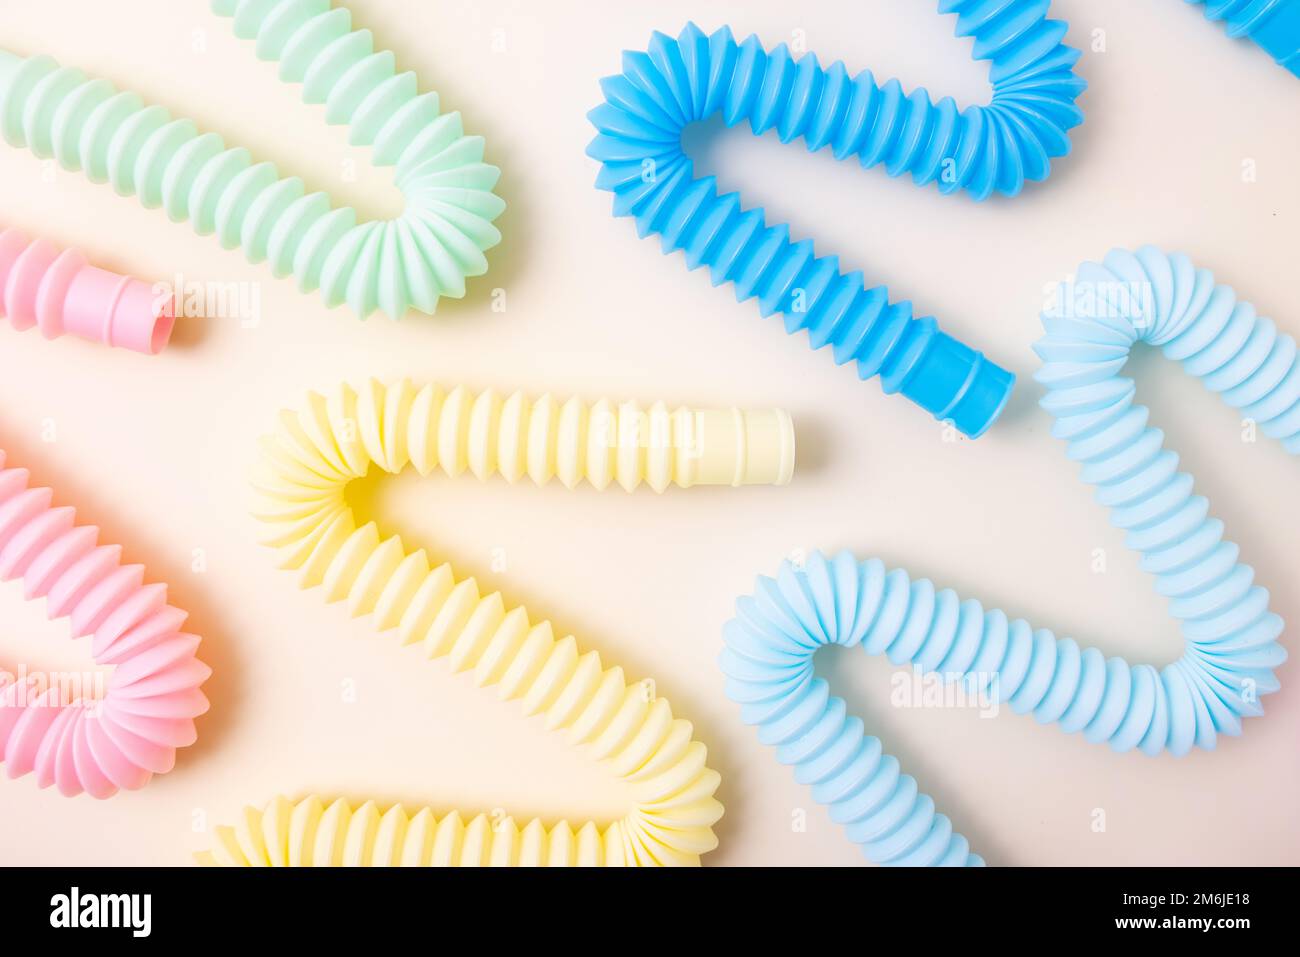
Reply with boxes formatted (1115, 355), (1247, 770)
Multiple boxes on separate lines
(198, 380), (795, 867)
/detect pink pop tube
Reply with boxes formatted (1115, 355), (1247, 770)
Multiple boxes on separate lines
(0, 227), (174, 354)
(0, 449), (210, 797)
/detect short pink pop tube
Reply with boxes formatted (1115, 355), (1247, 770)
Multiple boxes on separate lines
(0, 450), (210, 797)
(0, 227), (174, 354)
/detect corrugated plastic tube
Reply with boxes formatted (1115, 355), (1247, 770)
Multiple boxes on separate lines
(1188, 0), (1300, 76)
(0, 226), (173, 354)
(0, 450), (210, 798)
(587, 2), (1088, 437)
(720, 247), (1294, 865)
(0, 0), (504, 319)
(197, 380), (795, 866)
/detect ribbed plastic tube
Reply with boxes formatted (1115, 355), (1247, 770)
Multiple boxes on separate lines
(0, 0), (504, 319)
(587, 3), (1087, 438)
(0, 226), (174, 354)
(202, 793), (672, 867)
(0, 450), (211, 798)
(198, 379), (795, 866)
(1188, 0), (1300, 76)
(720, 246), (1294, 865)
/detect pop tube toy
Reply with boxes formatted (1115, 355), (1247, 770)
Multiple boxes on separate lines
(198, 379), (795, 866)
(0, 450), (211, 798)
(721, 247), (1294, 865)
(0, 226), (174, 354)
(587, 3), (1087, 438)
(0, 0), (504, 319)
(1188, 0), (1300, 76)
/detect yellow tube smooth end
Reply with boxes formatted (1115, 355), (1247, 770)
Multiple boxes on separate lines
(690, 408), (795, 487)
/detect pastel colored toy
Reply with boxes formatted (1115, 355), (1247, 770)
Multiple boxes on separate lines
(0, 450), (210, 798)
(197, 380), (795, 866)
(0, 227), (174, 354)
(721, 247), (1294, 865)
(0, 0), (504, 319)
(587, 3), (1087, 438)
(1189, 0), (1300, 76)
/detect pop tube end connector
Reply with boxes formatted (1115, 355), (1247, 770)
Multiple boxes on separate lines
(690, 408), (796, 487)
(62, 263), (176, 354)
(0, 228), (174, 355)
(1193, 0), (1300, 77)
(885, 323), (1016, 440)
(1249, 0), (1300, 76)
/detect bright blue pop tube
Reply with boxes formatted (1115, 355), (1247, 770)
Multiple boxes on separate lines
(1189, 0), (1300, 76)
(721, 246), (1295, 865)
(586, 2), (1088, 438)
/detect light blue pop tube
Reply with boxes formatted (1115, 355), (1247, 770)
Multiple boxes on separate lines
(721, 246), (1295, 865)
(1189, 0), (1300, 76)
(586, 2), (1088, 438)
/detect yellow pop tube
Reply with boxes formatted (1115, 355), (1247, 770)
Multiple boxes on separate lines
(197, 379), (795, 866)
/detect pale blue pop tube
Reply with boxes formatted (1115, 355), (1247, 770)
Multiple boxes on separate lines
(721, 247), (1296, 865)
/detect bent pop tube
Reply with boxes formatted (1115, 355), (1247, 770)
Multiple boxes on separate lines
(0, 0), (504, 320)
(0, 450), (210, 798)
(588, 4), (1088, 437)
(199, 380), (795, 866)
(721, 247), (1294, 865)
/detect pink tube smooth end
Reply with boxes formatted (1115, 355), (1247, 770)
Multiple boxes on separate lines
(62, 263), (175, 355)
(0, 227), (175, 355)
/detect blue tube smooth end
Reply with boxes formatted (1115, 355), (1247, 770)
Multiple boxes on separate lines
(887, 326), (1015, 438)
(1249, 1), (1300, 76)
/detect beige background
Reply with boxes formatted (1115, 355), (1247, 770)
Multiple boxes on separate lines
(1, 0), (1297, 866)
